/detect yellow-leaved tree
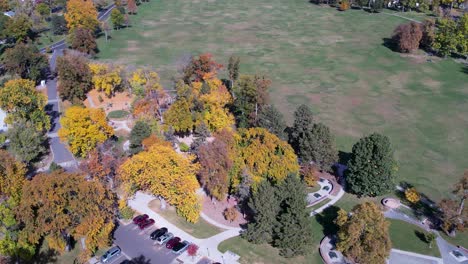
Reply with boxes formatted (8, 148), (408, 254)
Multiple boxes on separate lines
(199, 78), (235, 131)
(118, 143), (201, 222)
(129, 69), (162, 95)
(89, 63), (122, 97)
(405, 187), (420, 203)
(64, 0), (99, 32)
(234, 128), (299, 188)
(58, 106), (114, 157)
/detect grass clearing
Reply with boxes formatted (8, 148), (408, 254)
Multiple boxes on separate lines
(108, 110), (130, 119)
(148, 199), (224, 239)
(388, 219), (441, 257)
(97, 0), (468, 201)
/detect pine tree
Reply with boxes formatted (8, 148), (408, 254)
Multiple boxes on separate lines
(242, 180), (280, 244)
(289, 104), (314, 151)
(300, 123), (338, 171)
(129, 121), (151, 154)
(346, 133), (396, 196)
(256, 105), (287, 141)
(274, 174), (313, 258)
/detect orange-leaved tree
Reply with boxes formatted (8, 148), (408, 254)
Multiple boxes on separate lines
(18, 171), (116, 254)
(118, 143), (201, 222)
(58, 106), (114, 157)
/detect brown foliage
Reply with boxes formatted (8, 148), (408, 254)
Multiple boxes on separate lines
(182, 53), (223, 83)
(197, 138), (232, 200)
(69, 28), (97, 55)
(301, 164), (319, 187)
(141, 134), (171, 150)
(392, 22), (423, 53)
(420, 19), (436, 49)
(57, 51), (93, 103)
(127, 0), (137, 14)
(439, 198), (467, 234)
(223, 207), (238, 223)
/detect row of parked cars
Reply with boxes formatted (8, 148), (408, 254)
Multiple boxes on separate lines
(133, 214), (191, 255)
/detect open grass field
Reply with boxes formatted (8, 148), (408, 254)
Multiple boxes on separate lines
(97, 0), (468, 200)
(388, 219), (441, 257)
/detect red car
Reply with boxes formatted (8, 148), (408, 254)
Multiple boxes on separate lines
(133, 214), (148, 225)
(165, 237), (181, 249)
(138, 218), (155, 229)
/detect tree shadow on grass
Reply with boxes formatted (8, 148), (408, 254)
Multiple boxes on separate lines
(415, 230), (428, 243)
(316, 206), (341, 236)
(382, 37), (398, 52)
(28, 248), (58, 264)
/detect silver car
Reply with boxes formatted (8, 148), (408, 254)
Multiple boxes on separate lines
(156, 232), (174, 245)
(101, 246), (121, 263)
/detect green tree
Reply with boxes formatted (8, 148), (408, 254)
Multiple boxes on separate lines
(51, 14), (68, 35)
(243, 180), (280, 244)
(433, 18), (458, 57)
(57, 52), (93, 103)
(129, 120), (151, 154)
(256, 105), (287, 141)
(2, 43), (49, 82)
(232, 75), (270, 128)
(0, 79), (50, 131)
(456, 14), (468, 55)
(289, 104), (314, 149)
(369, 0), (384, 12)
(336, 202), (392, 264)
(227, 55), (240, 86)
(4, 15), (33, 42)
(110, 8), (124, 29)
(346, 133), (396, 196)
(275, 174), (313, 258)
(36, 3), (51, 17)
(298, 123), (338, 171)
(6, 119), (47, 164)
(163, 98), (194, 134)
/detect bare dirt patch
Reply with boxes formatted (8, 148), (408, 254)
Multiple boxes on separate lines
(84, 90), (134, 114)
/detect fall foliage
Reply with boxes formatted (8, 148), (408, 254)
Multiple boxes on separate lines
(118, 143), (201, 222)
(405, 187), (421, 203)
(57, 52), (93, 103)
(223, 207), (238, 222)
(301, 164), (319, 187)
(182, 53), (223, 83)
(69, 28), (97, 55)
(89, 63), (123, 96)
(0, 150), (26, 204)
(18, 171), (116, 253)
(392, 22), (423, 53)
(65, 0), (99, 32)
(58, 106), (114, 157)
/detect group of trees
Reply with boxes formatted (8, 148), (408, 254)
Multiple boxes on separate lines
(392, 14), (467, 57)
(0, 150), (116, 262)
(438, 171), (467, 236)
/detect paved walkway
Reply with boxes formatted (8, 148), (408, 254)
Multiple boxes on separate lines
(128, 192), (241, 264)
(310, 185), (345, 216)
(200, 212), (241, 231)
(307, 178), (333, 206)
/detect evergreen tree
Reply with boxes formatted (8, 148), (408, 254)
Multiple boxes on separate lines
(256, 105), (287, 141)
(129, 121), (151, 154)
(243, 180), (280, 244)
(289, 104), (314, 151)
(346, 133), (396, 196)
(274, 174), (313, 258)
(300, 123), (338, 171)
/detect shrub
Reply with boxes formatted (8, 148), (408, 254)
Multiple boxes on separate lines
(187, 244), (199, 258)
(420, 19), (435, 50)
(179, 142), (189, 152)
(223, 207), (238, 223)
(405, 187), (420, 203)
(301, 164), (319, 187)
(392, 22), (423, 53)
(339, 0), (350, 10)
(120, 206), (134, 219)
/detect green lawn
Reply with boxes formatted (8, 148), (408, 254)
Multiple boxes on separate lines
(96, 0), (468, 201)
(148, 199), (224, 239)
(35, 30), (65, 50)
(107, 110), (130, 119)
(388, 219), (441, 257)
(307, 198), (332, 213)
(441, 231), (468, 248)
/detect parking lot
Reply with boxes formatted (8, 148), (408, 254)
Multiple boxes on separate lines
(107, 221), (178, 264)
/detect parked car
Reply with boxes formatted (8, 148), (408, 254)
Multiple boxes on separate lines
(138, 218), (155, 229)
(150, 227), (168, 240)
(133, 214), (148, 225)
(166, 237), (181, 249)
(156, 232), (174, 245)
(172, 240), (190, 254)
(101, 246), (121, 263)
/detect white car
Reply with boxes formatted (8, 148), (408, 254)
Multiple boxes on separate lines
(450, 250), (468, 262)
(156, 232), (174, 245)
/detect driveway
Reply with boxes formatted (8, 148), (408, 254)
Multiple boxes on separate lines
(113, 221), (178, 264)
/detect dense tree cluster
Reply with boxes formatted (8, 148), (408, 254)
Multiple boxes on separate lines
(57, 52), (93, 103)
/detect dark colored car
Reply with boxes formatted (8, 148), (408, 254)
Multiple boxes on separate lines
(150, 227), (168, 240)
(172, 240), (190, 254)
(132, 214), (148, 225)
(165, 237), (181, 249)
(138, 218), (155, 229)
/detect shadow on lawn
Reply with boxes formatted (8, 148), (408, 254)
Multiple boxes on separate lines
(316, 206), (340, 236)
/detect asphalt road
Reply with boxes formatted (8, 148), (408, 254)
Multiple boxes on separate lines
(113, 222), (178, 264)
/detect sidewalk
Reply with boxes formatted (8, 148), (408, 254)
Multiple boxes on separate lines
(128, 192), (241, 264)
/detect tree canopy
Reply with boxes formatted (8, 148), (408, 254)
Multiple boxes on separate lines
(57, 52), (93, 103)
(6, 119), (47, 164)
(64, 0), (99, 32)
(2, 43), (49, 82)
(346, 133), (396, 196)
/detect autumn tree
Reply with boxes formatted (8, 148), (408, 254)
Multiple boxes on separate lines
(4, 15), (33, 43)
(433, 18), (458, 57)
(64, 0), (99, 32)
(57, 52), (93, 103)
(163, 98), (194, 134)
(182, 53), (223, 83)
(0, 79), (50, 131)
(89, 63), (123, 96)
(187, 244), (199, 259)
(58, 106), (114, 157)
(275, 174), (313, 257)
(2, 43), (49, 82)
(223, 207), (238, 222)
(6, 119), (47, 164)
(439, 171), (468, 235)
(346, 133), (396, 197)
(111, 8), (125, 29)
(255, 105), (287, 140)
(392, 22), (423, 53)
(243, 180), (280, 244)
(127, 0), (137, 14)
(232, 75), (270, 128)
(197, 138), (232, 200)
(301, 164), (319, 187)
(235, 128), (299, 188)
(336, 202), (392, 264)
(198, 78), (235, 132)
(420, 19), (436, 50)
(119, 143), (201, 222)
(80, 144), (123, 187)
(129, 120), (151, 154)
(18, 171), (116, 253)
(69, 28), (97, 55)
(405, 187), (421, 203)
(129, 69), (163, 96)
